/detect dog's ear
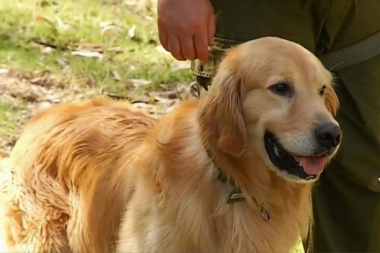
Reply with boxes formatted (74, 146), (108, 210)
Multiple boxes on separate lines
(198, 64), (247, 158)
(325, 86), (339, 116)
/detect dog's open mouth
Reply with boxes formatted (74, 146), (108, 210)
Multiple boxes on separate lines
(264, 131), (328, 181)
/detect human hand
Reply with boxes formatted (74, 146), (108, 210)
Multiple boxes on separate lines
(157, 0), (215, 63)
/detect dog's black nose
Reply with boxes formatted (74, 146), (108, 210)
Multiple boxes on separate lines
(315, 122), (342, 149)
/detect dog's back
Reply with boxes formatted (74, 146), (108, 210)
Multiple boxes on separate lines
(0, 99), (155, 253)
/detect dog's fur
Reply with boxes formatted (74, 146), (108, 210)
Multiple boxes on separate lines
(0, 37), (340, 253)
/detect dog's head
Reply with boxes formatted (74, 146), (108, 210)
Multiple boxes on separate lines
(198, 37), (341, 183)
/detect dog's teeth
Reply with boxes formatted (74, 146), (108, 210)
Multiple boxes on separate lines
(273, 146), (280, 157)
(298, 160), (303, 167)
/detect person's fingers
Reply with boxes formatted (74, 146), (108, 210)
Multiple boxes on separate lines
(207, 13), (216, 46)
(179, 37), (196, 61)
(194, 33), (209, 63)
(158, 29), (169, 51)
(168, 36), (185, 61)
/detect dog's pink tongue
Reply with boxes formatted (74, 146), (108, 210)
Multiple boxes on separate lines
(295, 156), (326, 175)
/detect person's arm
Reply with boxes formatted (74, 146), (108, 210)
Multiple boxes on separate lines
(157, 0), (215, 63)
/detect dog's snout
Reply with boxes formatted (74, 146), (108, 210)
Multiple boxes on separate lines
(315, 122), (341, 149)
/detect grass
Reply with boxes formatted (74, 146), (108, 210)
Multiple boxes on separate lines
(0, 0), (193, 142)
(295, 239), (305, 253)
(0, 0), (193, 92)
(0, 99), (23, 148)
(0, 102), (19, 135)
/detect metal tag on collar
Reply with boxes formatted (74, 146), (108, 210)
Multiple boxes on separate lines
(227, 185), (245, 203)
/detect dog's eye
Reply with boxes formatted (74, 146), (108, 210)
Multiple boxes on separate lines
(319, 85), (327, 96)
(269, 82), (292, 96)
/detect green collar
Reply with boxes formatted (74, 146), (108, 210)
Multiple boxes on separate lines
(205, 147), (271, 222)
(205, 147), (246, 204)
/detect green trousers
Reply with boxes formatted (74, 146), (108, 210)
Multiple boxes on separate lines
(192, 0), (380, 252)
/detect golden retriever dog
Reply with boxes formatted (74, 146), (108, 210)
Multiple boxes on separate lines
(0, 37), (341, 253)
